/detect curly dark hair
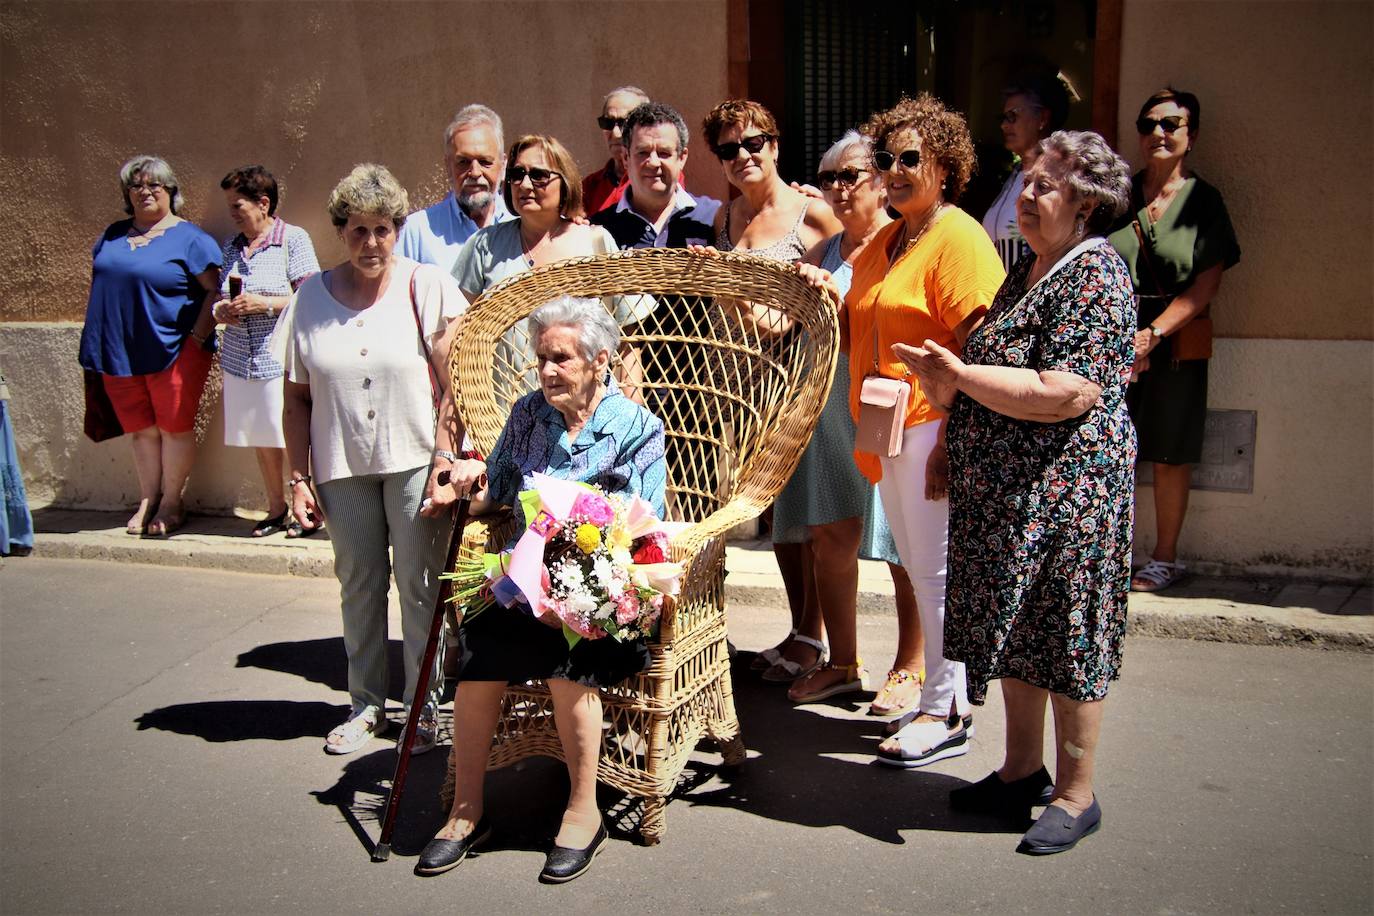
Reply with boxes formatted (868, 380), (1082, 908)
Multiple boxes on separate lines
(860, 93), (977, 202)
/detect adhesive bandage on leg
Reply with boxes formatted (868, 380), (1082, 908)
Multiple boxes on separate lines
(1063, 740), (1086, 759)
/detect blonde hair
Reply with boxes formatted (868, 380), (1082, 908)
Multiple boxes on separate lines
(326, 163), (409, 228)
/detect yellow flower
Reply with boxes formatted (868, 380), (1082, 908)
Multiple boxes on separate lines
(575, 524), (602, 554)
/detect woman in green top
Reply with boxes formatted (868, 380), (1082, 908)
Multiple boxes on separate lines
(1108, 88), (1240, 592)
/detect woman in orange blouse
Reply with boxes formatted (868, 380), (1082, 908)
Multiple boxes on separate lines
(802, 94), (1004, 767)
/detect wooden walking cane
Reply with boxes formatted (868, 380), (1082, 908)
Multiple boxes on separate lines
(372, 472), (473, 862)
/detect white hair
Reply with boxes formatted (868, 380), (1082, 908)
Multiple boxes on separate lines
(1038, 130), (1132, 234)
(602, 85), (649, 111)
(818, 130), (871, 173)
(119, 155), (184, 214)
(443, 104), (504, 154)
(528, 296), (619, 362)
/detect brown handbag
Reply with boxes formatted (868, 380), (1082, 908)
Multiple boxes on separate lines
(1131, 219), (1213, 362)
(82, 369), (123, 442)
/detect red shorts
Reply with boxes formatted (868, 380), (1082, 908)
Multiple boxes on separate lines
(102, 342), (213, 434)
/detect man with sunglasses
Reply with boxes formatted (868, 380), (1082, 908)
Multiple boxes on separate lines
(591, 102), (720, 250)
(398, 104), (513, 274)
(582, 86), (650, 216)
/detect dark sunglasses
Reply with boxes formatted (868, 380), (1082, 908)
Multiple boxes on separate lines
(505, 165), (562, 188)
(817, 167), (869, 190)
(1136, 116), (1188, 135)
(872, 148), (921, 171)
(712, 133), (774, 161)
(597, 115), (627, 131)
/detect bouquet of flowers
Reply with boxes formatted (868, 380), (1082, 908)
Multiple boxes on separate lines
(445, 473), (683, 649)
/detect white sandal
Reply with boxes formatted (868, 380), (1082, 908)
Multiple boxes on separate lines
(750, 628), (798, 672)
(760, 634), (827, 683)
(876, 715), (970, 768)
(325, 705), (388, 755)
(1131, 559), (1186, 593)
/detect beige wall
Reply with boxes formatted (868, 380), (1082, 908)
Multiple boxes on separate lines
(0, 0), (730, 321)
(1118, 0), (1373, 341)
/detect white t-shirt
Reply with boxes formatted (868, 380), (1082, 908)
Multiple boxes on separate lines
(982, 166), (1029, 273)
(285, 257), (465, 485)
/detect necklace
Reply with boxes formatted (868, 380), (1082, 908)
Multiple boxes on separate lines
(1145, 173), (1188, 221)
(889, 202), (947, 267)
(520, 224), (553, 269)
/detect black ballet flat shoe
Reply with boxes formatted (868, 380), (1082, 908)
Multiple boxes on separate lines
(414, 817), (492, 876)
(1017, 798), (1101, 855)
(538, 823), (608, 884)
(950, 766), (1055, 819)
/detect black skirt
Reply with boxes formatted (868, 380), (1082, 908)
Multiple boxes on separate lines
(1127, 358), (1208, 465)
(454, 603), (651, 689)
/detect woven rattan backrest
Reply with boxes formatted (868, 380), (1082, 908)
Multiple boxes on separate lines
(452, 247), (839, 525)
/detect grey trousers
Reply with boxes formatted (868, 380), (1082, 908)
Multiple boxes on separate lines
(318, 465), (445, 716)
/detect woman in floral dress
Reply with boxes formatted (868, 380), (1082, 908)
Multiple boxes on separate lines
(898, 131), (1135, 856)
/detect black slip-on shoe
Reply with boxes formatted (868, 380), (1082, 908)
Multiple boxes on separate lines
(414, 817), (492, 876)
(538, 823), (607, 884)
(1017, 798), (1101, 855)
(950, 766), (1055, 817)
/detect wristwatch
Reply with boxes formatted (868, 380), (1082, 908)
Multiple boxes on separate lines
(288, 474), (312, 489)
(1149, 324), (1165, 338)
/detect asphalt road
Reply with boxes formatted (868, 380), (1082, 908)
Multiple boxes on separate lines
(2, 559), (1371, 915)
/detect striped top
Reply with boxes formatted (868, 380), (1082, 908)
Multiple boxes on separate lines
(218, 218), (319, 379)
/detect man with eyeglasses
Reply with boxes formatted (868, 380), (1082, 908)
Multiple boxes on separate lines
(591, 102), (720, 250)
(398, 104), (513, 273)
(582, 86), (650, 216)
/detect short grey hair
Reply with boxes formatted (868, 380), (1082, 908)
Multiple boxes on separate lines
(528, 296), (620, 362)
(819, 130), (871, 172)
(119, 155), (184, 215)
(1038, 130), (1132, 235)
(443, 104), (504, 154)
(326, 163), (409, 228)
(602, 85), (650, 112)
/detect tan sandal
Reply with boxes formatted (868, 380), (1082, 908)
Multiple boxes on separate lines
(789, 660), (869, 703)
(868, 668), (924, 717)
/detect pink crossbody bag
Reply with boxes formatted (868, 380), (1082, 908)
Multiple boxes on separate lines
(855, 320), (910, 459)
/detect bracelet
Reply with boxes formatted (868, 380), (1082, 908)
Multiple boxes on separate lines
(433, 449), (458, 463)
(288, 474), (312, 489)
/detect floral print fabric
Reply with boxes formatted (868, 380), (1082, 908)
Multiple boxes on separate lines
(943, 241), (1137, 703)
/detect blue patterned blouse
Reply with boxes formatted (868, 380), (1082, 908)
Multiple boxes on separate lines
(485, 383), (667, 530)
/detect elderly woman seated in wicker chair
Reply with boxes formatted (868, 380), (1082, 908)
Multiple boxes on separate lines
(417, 295), (666, 884)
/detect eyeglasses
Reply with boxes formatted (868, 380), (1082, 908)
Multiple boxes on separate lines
(454, 156), (496, 171)
(597, 115), (627, 131)
(1136, 116), (1188, 135)
(128, 182), (165, 195)
(711, 133), (774, 161)
(817, 167), (869, 190)
(1000, 105), (1043, 125)
(872, 149), (921, 172)
(505, 165), (562, 188)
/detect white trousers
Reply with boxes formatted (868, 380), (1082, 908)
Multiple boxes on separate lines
(876, 421), (969, 717)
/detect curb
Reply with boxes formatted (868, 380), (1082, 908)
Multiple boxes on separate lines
(26, 536), (1373, 653)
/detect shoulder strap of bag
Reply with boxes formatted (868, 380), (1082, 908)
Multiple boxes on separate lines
(1130, 219), (1168, 298)
(409, 267), (442, 413)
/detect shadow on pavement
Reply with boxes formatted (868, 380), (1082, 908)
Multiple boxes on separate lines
(135, 699), (347, 741)
(676, 657), (1021, 843)
(236, 638), (350, 692)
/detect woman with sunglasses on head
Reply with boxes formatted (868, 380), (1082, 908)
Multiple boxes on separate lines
(982, 72), (1070, 272)
(1107, 88), (1240, 594)
(699, 99), (842, 686)
(79, 155), (222, 538)
(802, 94), (1004, 767)
(778, 131), (928, 717)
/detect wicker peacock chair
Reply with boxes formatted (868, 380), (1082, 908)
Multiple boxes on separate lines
(443, 246), (839, 843)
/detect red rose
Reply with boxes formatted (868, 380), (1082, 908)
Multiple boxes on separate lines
(632, 542), (665, 564)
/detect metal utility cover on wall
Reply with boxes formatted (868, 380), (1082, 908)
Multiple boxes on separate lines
(1136, 409), (1257, 493)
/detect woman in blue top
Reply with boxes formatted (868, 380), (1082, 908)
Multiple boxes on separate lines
(79, 155), (221, 538)
(418, 296), (666, 885)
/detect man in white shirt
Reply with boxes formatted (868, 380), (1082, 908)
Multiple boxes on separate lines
(398, 104), (513, 273)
